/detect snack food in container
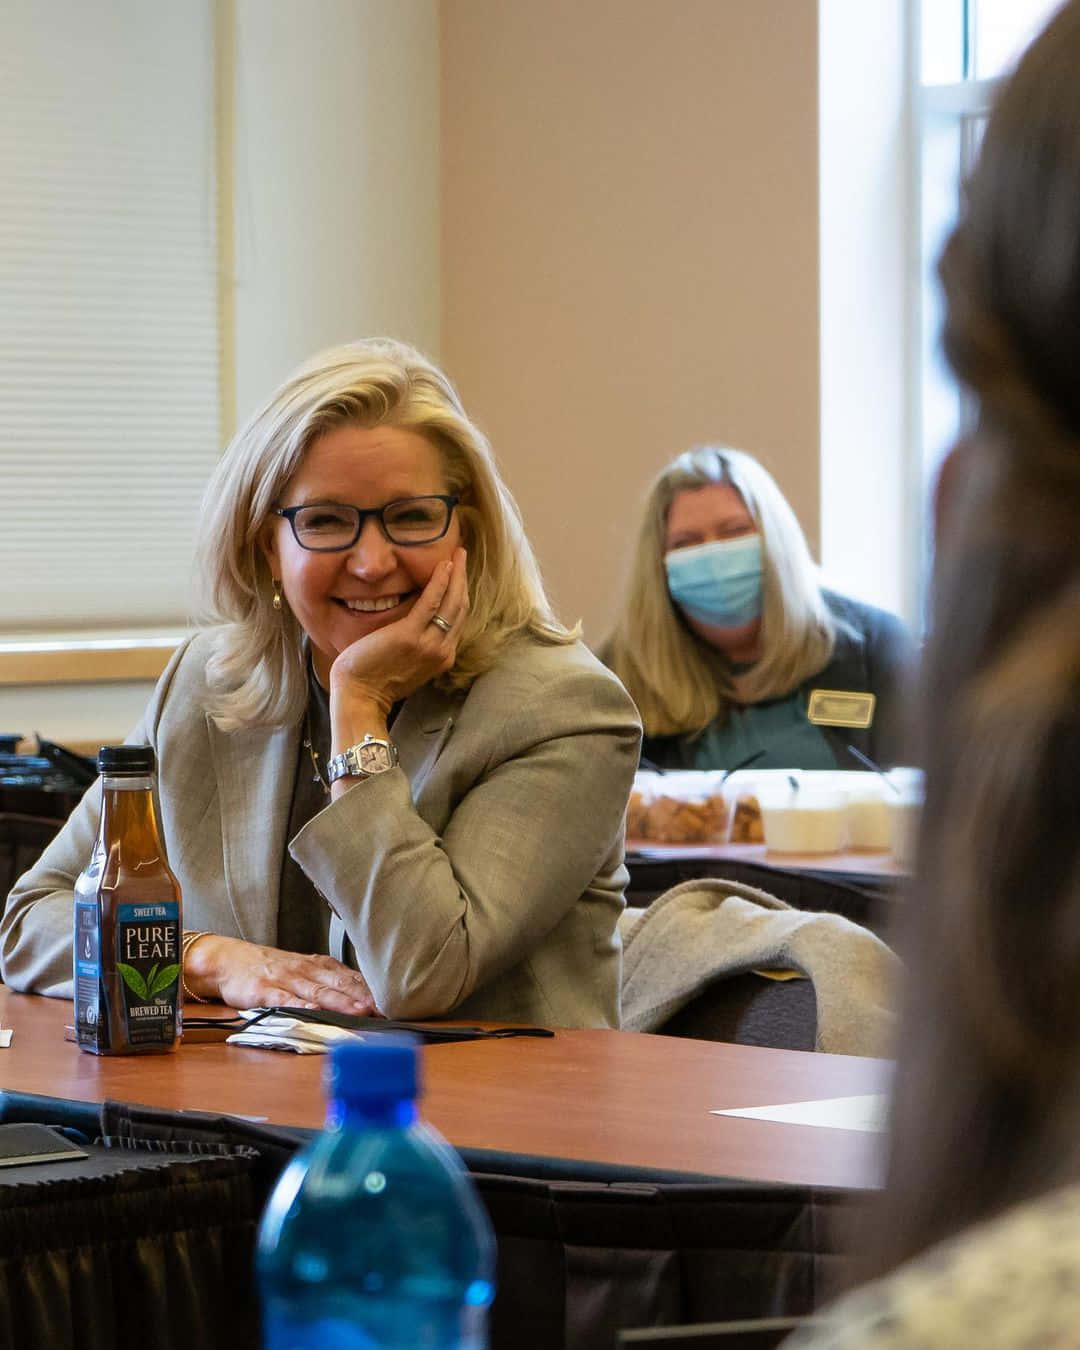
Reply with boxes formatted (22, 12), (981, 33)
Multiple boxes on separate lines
(626, 771), (660, 841)
(729, 791), (765, 843)
(723, 768), (802, 844)
(625, 770), (731, 843)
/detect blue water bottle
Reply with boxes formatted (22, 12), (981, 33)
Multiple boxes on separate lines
(256, 1034), (496, 1350)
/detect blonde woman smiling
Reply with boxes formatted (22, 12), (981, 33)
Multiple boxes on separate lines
(605, 446), (912, 771)
(3, 339), (641, 1026)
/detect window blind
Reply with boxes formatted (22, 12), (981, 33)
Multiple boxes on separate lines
(1, 0), (220, 634)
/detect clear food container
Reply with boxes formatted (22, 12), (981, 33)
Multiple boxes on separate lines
(722, 768), (808, 844)
(756, 779), (849, 854)
(840, 777), (892, 851)
(885, 767), (923, 865)
(628, 766), (922, 855)
(626, 770), (732, 843)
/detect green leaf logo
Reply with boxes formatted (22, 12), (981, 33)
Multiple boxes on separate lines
(148, 964), (180, 998)
(117, 963), (149, 1000)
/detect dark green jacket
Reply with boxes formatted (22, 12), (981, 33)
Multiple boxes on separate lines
(641, 590), (916, 771)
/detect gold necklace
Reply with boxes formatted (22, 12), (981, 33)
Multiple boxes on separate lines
(303, 709), (330, 796)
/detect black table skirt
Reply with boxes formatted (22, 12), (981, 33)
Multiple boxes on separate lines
(0, 1091), (856, 1350)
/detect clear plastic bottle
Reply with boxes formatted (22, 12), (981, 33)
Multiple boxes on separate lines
(256, 1035), (496, 1350)
(73, 744), (183, 1055)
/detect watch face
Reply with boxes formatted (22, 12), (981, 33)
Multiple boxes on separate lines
(357, 741), (394, 773)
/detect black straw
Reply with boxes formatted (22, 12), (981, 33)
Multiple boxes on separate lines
(846, 743), (901, 795)
(719, 749), (767, 784)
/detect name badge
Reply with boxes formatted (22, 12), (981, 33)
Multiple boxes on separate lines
(806, 689), (876, 729)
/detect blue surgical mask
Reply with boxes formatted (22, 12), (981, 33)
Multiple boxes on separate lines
(664, 534), (763, 628)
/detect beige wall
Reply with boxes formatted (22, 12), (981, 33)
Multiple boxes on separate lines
(232, 0), (441, 423)
(441, 0), (820, 642)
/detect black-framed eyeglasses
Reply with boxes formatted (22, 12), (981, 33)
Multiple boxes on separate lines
(273, 495), (459, 551)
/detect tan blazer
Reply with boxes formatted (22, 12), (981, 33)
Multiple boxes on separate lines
(2, 632), (641, 1027)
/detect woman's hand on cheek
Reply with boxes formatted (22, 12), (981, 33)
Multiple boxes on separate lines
(185, 935), (379, 1015)
(329, 546), (469, 711)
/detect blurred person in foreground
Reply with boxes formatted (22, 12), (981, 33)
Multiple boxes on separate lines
(605, 446), (913, 771)
(1, 338), (640, 1027)
(787, 2), (1080, 1344)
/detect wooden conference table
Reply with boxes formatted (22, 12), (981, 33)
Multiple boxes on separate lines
(0, 987), (887, 1191)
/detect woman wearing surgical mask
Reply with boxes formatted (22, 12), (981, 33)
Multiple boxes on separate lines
(605, 446), (913, 771)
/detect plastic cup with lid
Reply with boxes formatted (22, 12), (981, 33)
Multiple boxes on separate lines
(885, 768), (924, 867)
(757, 775), (849, 854)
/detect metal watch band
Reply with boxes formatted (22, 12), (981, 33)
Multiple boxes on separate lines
(325, 735), (399, 783)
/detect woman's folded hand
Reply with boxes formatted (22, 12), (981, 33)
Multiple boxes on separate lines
(184, 934), (377, 1015)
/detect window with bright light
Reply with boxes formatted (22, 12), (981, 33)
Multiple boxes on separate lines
(968, 0), (1064, 77)
(915, 0), (1061, 599)
(1, 1), (221, 641)
(918, 0), (1063, 475)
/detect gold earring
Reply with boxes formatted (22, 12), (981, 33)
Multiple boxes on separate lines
(272, 579), (283, 612)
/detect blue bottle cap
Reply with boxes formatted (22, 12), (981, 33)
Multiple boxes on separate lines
(326, 1032), (421, 1104)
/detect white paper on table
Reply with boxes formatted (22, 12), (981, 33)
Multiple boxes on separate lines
(711, 1092), (888, 1133)
(0, 1029), (12, 1049)
(226, 1013), (361, 1055)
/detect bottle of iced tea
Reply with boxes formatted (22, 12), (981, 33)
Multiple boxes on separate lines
(73, 745), (182, 1055)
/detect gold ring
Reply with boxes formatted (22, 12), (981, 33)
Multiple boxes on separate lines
(430, 614), (452, 634)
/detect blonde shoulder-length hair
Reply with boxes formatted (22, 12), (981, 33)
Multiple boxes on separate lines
(194, 337), (574, 730)
(606, 446), (835, 737)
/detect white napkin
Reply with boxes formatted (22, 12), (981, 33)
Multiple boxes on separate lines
(226, 1011), (362, 1054)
